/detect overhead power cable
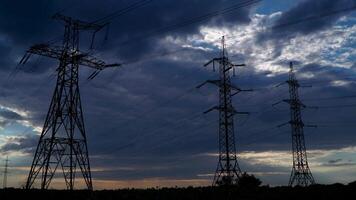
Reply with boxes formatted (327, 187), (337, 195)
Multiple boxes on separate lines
(91, 0), (154, 24)
(41, 0), (154, 47)
(117, 0), (262, 47)
(317, 104), (356, 109)
(118, 3), (356, 68)
(303, 95), (356, 101)
(271, 5), (356, 30)
(103, 109), (208, 154)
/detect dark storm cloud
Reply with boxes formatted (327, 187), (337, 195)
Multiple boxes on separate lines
(82, 57), (219, 157)
(78, 0), (253, 60)
(257, 0), (356, 46)
(0, 0), (254, 67)
(82, 57), (356, 167)
(273, 0), (356, 34)
(0, 41), (14, 71)
(0, 109), (24, 120)
(219, 61), (356, 152)
(0, 0), (59, 45)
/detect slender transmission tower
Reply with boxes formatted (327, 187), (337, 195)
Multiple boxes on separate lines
(2, 156), (9, 189)
(279, 62), (315, 187)
(19, 14), (120, 190)
(197, 36), (252, 186)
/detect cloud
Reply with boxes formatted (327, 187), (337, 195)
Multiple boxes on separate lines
(328, 159), (343, 164)
(0, 105), (30, 129)
(1, 0), (356, 188)
(0, 109), (24, 120)
(196, 13), (356, 74)
(239, 150), (291, 167)
(258, 0), (356, 42)
(0, 135), (38, 154)
(0, 0), (256, 69)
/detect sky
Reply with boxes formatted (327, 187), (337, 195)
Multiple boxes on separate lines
(1, 0), (356, 189)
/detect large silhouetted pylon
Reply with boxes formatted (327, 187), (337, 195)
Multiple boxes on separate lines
(197, 36), (252, 186)
(278, 62), (315, 187)
(20, 14), (120, 190)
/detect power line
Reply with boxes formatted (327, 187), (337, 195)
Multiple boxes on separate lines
(303, 95), (356, 101)
(28, 0), (154, 51)
(121, 47), (200, 66)
(55, 0), (260, 56)
(105, 85), (198, 136)
(317, 104), (356, 109)
(106, 1), (356, 71)
(118, 4), (356, 76)
(103, 67), (219, 137)
(200, 3), (356, 50)
(41, 0), (356, 68)
(103, 97), (282, 156)
(102, 109), (208, 154)
(117, 0), (262, 47)
(271, 5), (356, 30)
(91, 0), (154, 24)
(134, 115), (217, 154)
(240, 129), (287, 147)
(316, 124), (356, 128)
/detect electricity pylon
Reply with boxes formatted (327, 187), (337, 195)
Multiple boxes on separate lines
(276, 62), (315, 187)
(197, 36), (252, 186)
(20, 14), (120, 190)
(2, 156), (9, 189)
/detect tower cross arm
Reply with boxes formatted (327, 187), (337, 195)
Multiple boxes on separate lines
(78, 55), (121, 70)
(22, 44), (64, 62)
(231, 63), (246, 67)
(196, 80), (253, 93)
(282, 99), (306, 108)
(203, 106), (249, 115)
(230, 84), (253, 93)
(204, 58), (222, 67)
(20, 43), (120, 70)
(196, 80), (220, 88)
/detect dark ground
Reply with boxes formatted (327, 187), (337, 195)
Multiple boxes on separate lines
(1, 182), (356, 200)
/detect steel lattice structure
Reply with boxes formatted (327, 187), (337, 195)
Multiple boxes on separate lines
(2, 156), (9, 189)
(198, 36), (251, 186)
(21, 14), (120, 190)
(283, 62), (315, 187)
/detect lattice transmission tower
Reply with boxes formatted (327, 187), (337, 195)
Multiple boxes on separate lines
(278, 62), (315, 187)
(2, 156), (9, 189)
(197, 36), (252, 186)
(20, 14), (120, 190)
